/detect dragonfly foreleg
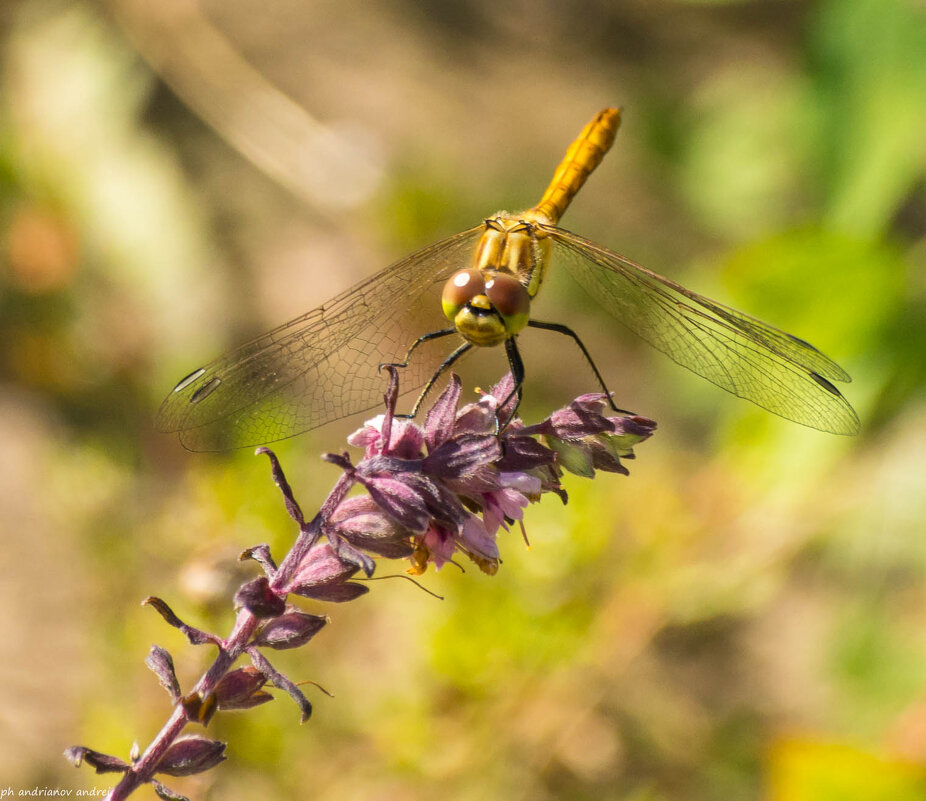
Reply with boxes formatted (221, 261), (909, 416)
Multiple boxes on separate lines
(527, 319), (633, 415)
(379, 327), (458, 372)
(396, 340), (472, 421)
(496, 336), (525, 431)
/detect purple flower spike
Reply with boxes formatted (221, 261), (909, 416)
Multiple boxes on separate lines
(69, 369), (654, 798)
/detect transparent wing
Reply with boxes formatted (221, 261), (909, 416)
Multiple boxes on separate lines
(157, 227), (483, 450)
(542, 225), (859, 435)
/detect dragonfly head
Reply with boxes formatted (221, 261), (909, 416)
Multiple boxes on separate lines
(441, 268), (530, 347)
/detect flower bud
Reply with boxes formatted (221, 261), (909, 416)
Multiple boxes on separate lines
(214, 666), (273, 711)
(145, 645), (181, 701)
(156, 736), (226, 777)
(253, 612), (327, 650)
(63, 745), (128, 774)
(234, 577), (286, 618)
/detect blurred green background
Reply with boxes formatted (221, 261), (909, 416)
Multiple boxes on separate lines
(1, 0), (925, 798)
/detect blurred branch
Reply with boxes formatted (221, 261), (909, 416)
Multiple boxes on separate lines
(107, 0), (383, 216)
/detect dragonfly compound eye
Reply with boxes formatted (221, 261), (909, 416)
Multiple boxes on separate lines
(442, 269), (486, 321)
(485, 273), (530, 333)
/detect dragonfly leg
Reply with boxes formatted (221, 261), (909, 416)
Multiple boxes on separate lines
(379, 328), (458, 371)
(496, 336), (525, 431)
(527, 319), (634, 415)
(396, 341), (472, 420)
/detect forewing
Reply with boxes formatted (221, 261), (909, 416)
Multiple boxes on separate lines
(543, 226), (859, 435)
(157, 227), (483, 450)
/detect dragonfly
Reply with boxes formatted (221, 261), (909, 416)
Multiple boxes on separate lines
(157, 108), (859, 451)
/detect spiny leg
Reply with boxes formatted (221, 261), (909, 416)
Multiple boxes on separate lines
(395, 341), (473, 420)
(497, 336), (525, 430)
(527, 319), (633, 414)
(379, 327), (457, 371)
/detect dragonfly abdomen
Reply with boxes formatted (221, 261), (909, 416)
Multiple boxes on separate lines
(530, 107), (621, 224)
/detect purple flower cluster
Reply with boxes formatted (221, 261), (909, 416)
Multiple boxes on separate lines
(335, 370), (655, 574)
(66, 369), (655, 800)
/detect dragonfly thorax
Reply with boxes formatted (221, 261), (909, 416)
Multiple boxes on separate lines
(473, 214), (552, 298)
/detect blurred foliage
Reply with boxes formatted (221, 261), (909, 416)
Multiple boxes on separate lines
(768, 739), (926, 801)
(0, 0), (925, 799)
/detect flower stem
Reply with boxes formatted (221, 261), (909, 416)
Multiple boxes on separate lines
(103, 467), (359, 799)
(106, 609), (262, 800)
